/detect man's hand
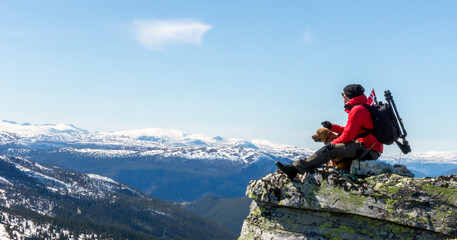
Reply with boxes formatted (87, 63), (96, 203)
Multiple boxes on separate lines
(321, 121), (332, 130)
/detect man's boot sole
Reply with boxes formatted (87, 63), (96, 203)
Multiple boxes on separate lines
(275, 161), (297, 180)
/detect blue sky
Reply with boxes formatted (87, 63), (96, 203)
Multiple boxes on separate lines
(1, 1), (456, 154)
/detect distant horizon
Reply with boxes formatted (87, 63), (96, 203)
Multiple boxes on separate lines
(2, 119), (457, 158)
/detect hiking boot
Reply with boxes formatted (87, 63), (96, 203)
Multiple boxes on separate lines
(275, 161), (298, 180)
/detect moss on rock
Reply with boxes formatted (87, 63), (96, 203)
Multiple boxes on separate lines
(241, 167), (457, 239)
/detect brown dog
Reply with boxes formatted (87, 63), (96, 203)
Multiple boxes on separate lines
(312, 128), (352, 171)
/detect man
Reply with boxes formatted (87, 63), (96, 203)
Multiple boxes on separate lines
(276, 84), (383, 180)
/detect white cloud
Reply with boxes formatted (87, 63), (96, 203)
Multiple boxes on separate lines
(303, 30), (314, 44)
(131, 19), (212, 50)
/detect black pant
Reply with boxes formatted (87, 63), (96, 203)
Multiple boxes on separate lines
(293, 141), (381, 174)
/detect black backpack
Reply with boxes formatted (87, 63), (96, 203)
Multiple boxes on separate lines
(356, 90), (411, 154)
(358, 103), (400, 145)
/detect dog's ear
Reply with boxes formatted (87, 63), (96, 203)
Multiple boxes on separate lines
(320, 130), (330, 144)
(317, 128), (329, 134)
(322, 129), (336, 144)
(322, 128), (331, 136)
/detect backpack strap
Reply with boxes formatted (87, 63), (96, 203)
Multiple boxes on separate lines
(355, 128), (371, 139)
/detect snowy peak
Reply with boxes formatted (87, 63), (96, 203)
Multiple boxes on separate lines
(0, 120), (88, 137)
(0, 120), (295, 150)
(0, 121), (89, 148)
(107, 127), (280, 149)
(110, 128), (186, 143)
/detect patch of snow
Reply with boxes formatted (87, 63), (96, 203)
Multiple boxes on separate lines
(0, 189), (6, 202)
(0, 177), (12, 186)
(151, 209), (173, 219)
(51, 123), (79, 132)
(0, 223), (10, 240)
(13, 164), (69, 188)
(152, 210), (167, 216)
(46, 187), (59, 193)
(86, 174), (118, 184)
(33, 162), (51, 171)
(71, 148), (137, 158)
(140, 149), (165, 156)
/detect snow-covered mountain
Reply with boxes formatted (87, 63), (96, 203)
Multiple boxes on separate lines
(379, 151), (457, 177)
(381, 151), (457, 164)
(0, 120), (311, 164)
(0, 120), (295, 150)
(3, 120), (457, 164)
(0, 156), (235, 239)
(1, 120), (456, 200)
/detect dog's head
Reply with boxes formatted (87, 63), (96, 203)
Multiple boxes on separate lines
(312, 128), (337, 144)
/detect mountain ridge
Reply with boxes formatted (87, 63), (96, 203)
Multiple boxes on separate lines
(1, 120), (457, 202)
(0, 156), (236, 239)
(2, 120), (456, 165)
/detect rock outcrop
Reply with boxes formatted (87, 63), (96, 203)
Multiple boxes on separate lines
(239, 165), (457, 240)
(350, 160), (414, 178)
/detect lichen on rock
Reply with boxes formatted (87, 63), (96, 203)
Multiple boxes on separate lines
(239, 166), (457, 239)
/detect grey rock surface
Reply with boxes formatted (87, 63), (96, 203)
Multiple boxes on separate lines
(350, 160), (414, 177)
(239, 166), (457, 239)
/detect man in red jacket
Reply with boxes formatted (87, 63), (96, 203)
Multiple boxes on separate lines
(276, 84), (383, 180)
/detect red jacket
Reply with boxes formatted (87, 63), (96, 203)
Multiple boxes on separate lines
(331, 94), (383, 153)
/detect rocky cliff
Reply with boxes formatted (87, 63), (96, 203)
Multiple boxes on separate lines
(239, 164), (457, 240)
